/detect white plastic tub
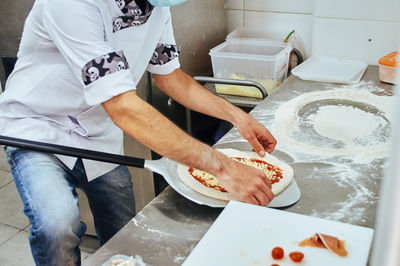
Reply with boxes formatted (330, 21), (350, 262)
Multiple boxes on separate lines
(378, 51), (399, 85)
(209, 40), (292, 98)
(378, 64), (399, 85)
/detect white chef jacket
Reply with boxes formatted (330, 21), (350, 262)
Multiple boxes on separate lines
(0, 0), (180, 181)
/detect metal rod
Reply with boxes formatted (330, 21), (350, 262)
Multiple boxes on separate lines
(370, 87), (400, 266)
(0, 135), (145, 169)
(193, 76), (268, 99)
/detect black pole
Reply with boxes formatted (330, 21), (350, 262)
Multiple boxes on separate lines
(0, 135), (145, 168)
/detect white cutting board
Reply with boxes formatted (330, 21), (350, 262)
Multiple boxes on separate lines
(183, 201), (374, 266)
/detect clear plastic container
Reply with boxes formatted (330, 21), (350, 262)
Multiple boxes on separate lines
(226, 27), (283, 43)
(226, 26), (306, 61)
(209, 40), (292, 98)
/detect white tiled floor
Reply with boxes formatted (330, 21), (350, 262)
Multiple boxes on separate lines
(0, 146), (99, 265)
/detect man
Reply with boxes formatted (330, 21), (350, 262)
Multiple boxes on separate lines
(0, 0), (276, 265)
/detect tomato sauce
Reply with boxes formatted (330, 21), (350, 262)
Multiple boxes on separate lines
(188, 168), (227, 192)
(188, 157), (283, 192)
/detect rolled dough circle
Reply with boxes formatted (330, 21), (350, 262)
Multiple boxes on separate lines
(177, 148), (294, 201)
(271, 89), (391, 159)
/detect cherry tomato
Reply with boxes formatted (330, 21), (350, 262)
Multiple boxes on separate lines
(289, 251), (304, 263)
(271, 247), (284, 260)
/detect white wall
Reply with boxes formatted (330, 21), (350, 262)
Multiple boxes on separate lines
(226, 0), (400, 65)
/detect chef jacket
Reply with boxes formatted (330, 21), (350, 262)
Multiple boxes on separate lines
(0, 0), (180, 181)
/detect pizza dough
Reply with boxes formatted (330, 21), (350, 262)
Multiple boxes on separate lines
(177, 148), (294, 201)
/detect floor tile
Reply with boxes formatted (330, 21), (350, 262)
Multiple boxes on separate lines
(80, 235), (99, 253)
(83, 253), (95, 265)
(0, 223), (19, 245)
(0, 231), (35, 266)
(0, 169), (13, 188)
(0, 147), (9, 171)
(81, 250), (92, 262)
(24, 224), (31, 233)
(0, 182), (29, 229)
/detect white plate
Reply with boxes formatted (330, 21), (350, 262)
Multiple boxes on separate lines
(291, 56), (367, 84)
(183, 201), (374, 266)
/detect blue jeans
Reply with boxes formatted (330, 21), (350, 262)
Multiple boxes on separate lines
(4, 146), (136, 266)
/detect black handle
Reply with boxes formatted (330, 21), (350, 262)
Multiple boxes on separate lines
(194, 76), (268, 99)
(292, 48), (303, 65)
(0, 135), (145, 169)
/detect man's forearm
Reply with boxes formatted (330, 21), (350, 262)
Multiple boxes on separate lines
(154, 69), (247, 128)
(102, 90), (231, 176)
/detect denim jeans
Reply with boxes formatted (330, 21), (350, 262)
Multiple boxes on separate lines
(4, 146), (136, 266)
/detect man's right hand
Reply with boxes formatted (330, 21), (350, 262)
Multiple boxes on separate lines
(102, 91), (274, 206)
(215, 158), (274, 206)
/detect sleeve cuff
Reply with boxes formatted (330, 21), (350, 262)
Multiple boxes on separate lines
(83, 69), (136, 106)
(147, 57), (180, 75)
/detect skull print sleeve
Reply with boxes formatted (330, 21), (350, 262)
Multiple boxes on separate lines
(146, 13), (181, 75)
(42, 0), (136, 106)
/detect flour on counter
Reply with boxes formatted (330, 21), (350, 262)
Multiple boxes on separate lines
(307, 105), (387, 147)
(271, 89), (393, 163)
(217, 81), (392, 227)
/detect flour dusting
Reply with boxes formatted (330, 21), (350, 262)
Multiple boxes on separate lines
(307, 105), (387, 147)
(217, 80), (393, 226)
(271, 89), (393, 163)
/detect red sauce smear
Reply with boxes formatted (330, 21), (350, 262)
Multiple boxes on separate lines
(188, 168), (227, 192)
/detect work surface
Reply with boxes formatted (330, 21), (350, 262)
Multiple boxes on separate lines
(84, 66), (394, 266)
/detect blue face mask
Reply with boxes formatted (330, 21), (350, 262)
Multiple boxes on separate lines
(148, 0), (188, 7)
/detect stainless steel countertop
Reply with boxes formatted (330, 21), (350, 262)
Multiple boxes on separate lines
(84, 66), (393, 266)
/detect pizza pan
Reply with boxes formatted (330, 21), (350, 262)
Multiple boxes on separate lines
(0, 135), (300, 208)
(145, 157), (228, 207)
(145, 157), (301, 208)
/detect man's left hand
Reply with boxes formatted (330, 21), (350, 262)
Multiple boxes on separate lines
(236, 115), (277, 156)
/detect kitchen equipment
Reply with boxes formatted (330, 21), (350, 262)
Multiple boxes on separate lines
(378, 51), (399, 84)
(193, 76), (268, 99)
(0, 135), (300, 208)
(209, 40), (292, 97)
(183, 201), (374, 266)
(193, 76), (266, 108)
(370, 86), (400, 266)
(291, 56), (367, 84)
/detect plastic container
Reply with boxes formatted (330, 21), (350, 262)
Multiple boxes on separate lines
(378, 51), (399, 84)
(226, 26), (306, 62)
(209, 40), (292, 98)
(226, 27), (283, 43)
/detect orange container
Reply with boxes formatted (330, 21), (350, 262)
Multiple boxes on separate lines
(378, 51), (399, 84)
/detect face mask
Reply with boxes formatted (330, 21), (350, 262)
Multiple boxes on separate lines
(148, 0), (188, 7)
